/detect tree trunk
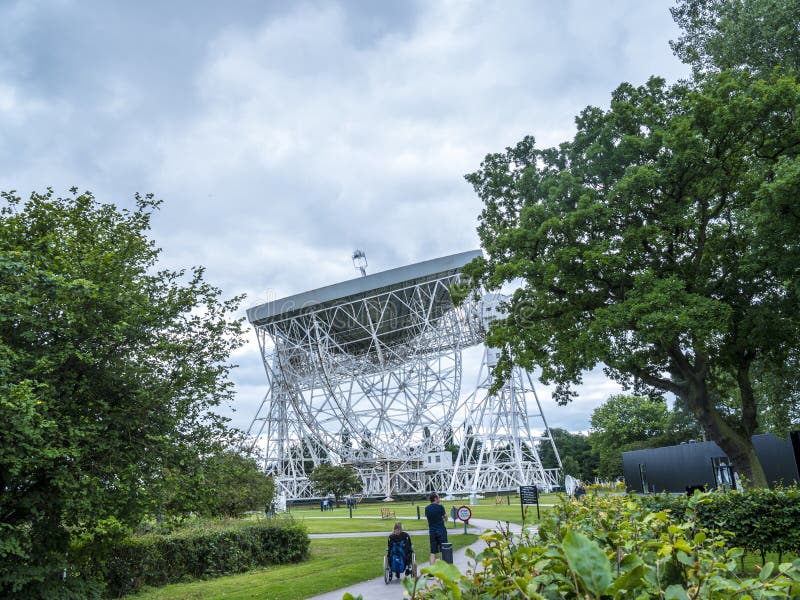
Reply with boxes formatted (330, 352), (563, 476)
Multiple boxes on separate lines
(684, 382), (768, 488)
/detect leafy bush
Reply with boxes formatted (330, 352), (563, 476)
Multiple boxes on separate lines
(641, 487), (800, 562)
(638, 491), (691, 521)
(407, 494), (800, 599)
(74, 518), (308, 597)
(151, 449), (276, 521)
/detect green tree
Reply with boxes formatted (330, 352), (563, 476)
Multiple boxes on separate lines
(149, 444), (274, 521)
(308, 464), (363, 506)
(0, 189), (245, 596)
(671, 0), (800, 74)
(462, 425), (483, 462)
(462, 69), (800, 487)
(671, 0), (800, 445)
(198, 450), (275, 518)
(589, 395), (674, 480)
(538, 428), (597, 482)
(559, 456), (582, 484)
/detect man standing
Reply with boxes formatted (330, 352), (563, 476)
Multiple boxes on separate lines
(424, 492), (448, 564)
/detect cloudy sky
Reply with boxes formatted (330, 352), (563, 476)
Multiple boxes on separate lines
(1, 0), (690, 435)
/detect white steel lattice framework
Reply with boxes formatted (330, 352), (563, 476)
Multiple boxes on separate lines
(447, 294), (562, 497)
(446, 350), (562, 497)
(245, 251), (561, 500)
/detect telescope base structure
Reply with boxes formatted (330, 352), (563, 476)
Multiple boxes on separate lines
(252, 354), (563, 502)
(268, 459), (561, 501)
(251, 343), (562, 501)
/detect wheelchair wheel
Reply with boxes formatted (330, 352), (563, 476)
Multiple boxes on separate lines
(383, 555), (390, 584)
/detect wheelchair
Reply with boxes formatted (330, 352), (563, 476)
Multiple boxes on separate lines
(383, 537), (416, 584)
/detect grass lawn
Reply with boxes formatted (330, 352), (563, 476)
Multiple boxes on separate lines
(132, 533), (478, 600)
(286, 494), (559, 531)
(300, 517), (422, 533)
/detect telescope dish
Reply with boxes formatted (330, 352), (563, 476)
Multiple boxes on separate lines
(247, 250), (481, 357)
(247, 250), (483, 460)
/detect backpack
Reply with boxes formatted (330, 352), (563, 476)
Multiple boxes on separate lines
(389, 538), (406, 574)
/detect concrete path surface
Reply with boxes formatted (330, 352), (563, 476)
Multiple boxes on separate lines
(307, 518), (525, 600)
(308, 528), (432, 539)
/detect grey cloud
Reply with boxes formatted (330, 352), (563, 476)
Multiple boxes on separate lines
(2, 0), (687, 434)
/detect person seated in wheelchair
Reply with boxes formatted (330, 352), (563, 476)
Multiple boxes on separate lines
(387, 521), (413, 577)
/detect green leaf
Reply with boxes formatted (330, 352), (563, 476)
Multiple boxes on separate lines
(562, 529), (612, 596)
(421, 561), (464, 599)
(693, 532), (706, 544)
(760, 561), (774, 581)
(612, 554), (647, 593)
(664, 584), (689, 600)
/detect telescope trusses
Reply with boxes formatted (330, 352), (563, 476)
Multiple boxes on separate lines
(245, 251), (561, 499)
(447, 346), (562, 497)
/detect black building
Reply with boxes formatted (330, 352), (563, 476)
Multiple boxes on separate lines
(622, 432), (800, 493)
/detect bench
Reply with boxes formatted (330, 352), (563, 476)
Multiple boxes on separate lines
(380, 507), (396, 519)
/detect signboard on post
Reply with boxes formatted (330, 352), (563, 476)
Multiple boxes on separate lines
(519, 485), (540, 522)
(456, 505), (472, 534)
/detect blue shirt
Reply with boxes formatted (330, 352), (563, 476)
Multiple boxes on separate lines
(425, 502), (447, 531)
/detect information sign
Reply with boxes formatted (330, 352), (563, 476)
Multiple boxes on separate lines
(519, 485), (538, 504)
(519, 485), (540, 521)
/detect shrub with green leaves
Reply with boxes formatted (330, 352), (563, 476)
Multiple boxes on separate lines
(409, 494), (800, 599)
(641, 487), (800, 563)
(695, 487), (800, 563)
(73, 518), (309, 597)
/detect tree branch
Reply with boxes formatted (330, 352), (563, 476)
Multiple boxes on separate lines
(627, 364), (685, 398)
(666, 341), (703, 382)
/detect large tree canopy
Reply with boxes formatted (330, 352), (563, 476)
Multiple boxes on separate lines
(0, 189), (245, 595)
(671, 0), (800, 74)
(463, 69), (800, 488)
(589, 395), (699, 480)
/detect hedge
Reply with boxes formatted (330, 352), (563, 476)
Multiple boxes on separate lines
(97, 519), (309, 597)
(640, 486), (800, 562)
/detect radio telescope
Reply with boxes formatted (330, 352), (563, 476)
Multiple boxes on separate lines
(245, 250), (560, 499)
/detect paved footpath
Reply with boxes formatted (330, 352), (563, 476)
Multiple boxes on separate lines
(307, 518), (526, 600)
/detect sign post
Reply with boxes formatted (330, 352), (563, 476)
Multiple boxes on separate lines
(456, 505), (472, 535)
(519, 485), (539, 524)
